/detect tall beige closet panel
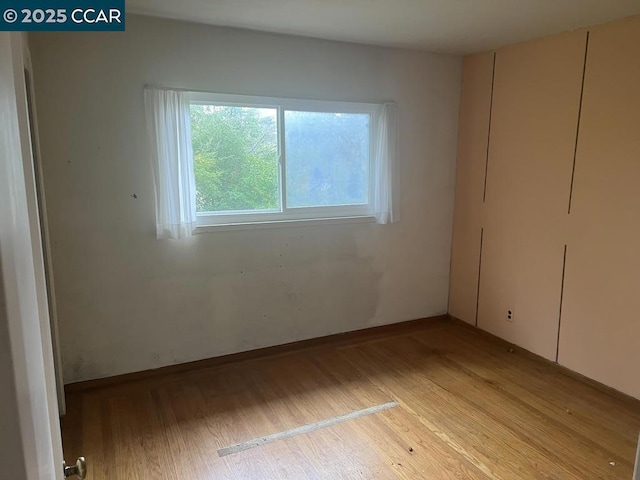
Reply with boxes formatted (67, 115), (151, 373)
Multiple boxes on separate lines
(478, 31), (587, 360)
(449, 53), (494, 324)
(560, 16), (640, 399)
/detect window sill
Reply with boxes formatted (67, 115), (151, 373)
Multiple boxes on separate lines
(195, 215), (376, 233)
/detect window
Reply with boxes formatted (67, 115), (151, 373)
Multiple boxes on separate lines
(189, 93), (387, 226)
(144, 87), (396, 239)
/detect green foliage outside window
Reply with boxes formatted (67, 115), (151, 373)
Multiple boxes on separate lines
(190, 105), (279, 212)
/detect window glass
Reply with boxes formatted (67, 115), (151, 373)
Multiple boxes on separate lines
(190, 104), (279, 213)
(284, 111), (370, 208)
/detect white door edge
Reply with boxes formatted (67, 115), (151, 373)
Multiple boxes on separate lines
(0, 31), (64, 480)
(21, 33), (66, 417)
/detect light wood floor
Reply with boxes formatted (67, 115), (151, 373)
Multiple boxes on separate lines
(61, 318), (640, 479)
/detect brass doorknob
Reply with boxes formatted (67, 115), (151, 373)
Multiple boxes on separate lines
(63, 456), (86, 479)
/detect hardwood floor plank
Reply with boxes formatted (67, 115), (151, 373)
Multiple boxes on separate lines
(309, 350), (496, 478)
(239, 365), (362, 479)
(380, 336), (633, 478)
(446, 323), (640, 424)
(81, 394), (103, 480)
(414, 327), (640, 459)
(131, 391), (180, 479)
(150, 387), (208, 479)
(422, 325), (640, 449)
(99, 395), (117, 480)
(258, 356), (397, 479)
(345, 342), (582, 479)
(60, 392), (83, 464)
(61, 319), (640, 479)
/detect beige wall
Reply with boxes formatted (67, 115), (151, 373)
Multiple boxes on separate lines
(30, 15), (462, 383)
(560, 17), (640, 398)
(479, 31), (585, 360)
(448, 52), (493, 325)
(450, 15), (640, 399)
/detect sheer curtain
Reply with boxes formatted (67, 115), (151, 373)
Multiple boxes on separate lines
(372, 103), (399, 224)
(144, 87), (197, 239)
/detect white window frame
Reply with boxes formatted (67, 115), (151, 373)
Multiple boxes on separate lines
(189, 92), (379, 227)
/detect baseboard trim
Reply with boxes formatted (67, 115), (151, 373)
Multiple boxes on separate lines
(65, 315), (449, 393)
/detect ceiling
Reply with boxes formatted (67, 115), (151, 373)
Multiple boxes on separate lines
(127, 0), (640, 55)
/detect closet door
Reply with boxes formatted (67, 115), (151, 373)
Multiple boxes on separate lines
(478, 31), (586, 359)
(560, 16), (640, 399)
(449, 52), (493, 324)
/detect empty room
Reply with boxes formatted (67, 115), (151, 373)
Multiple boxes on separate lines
(1, 0), (640, 479)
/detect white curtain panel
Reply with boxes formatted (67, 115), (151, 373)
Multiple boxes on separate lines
(372, 103), (399, 224)
(144, 88), (197, 239)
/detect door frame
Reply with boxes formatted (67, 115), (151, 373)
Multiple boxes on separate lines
(22, 33), (66, 416)
(0, 31), (64, 479)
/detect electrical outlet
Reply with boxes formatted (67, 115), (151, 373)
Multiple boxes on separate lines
(506, 309), (514, 322)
